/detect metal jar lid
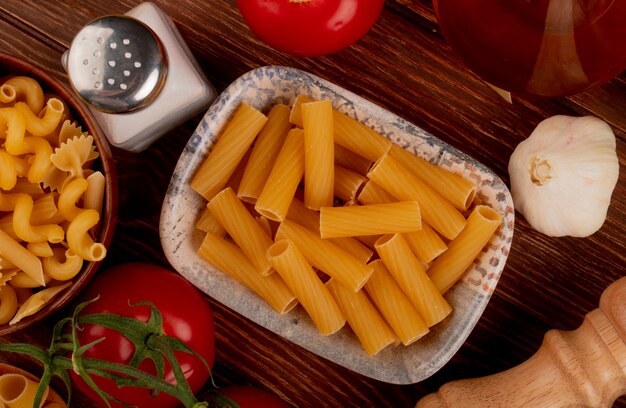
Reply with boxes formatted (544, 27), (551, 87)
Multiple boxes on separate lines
(64, 15), (168, 113)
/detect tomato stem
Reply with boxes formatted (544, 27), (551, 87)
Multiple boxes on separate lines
(0, 298), (211, 408)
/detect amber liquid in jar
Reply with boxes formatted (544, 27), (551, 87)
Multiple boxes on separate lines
(434, 0), (626, 97)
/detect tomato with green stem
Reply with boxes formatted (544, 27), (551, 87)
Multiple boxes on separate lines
(70, 263), (215, 408)
(236, 0), (384, 57)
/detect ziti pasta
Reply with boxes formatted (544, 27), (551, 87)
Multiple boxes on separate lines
(192, 96), (501, 356)
(0, 75), (107, 326)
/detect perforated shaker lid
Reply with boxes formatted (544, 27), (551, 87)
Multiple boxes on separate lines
(65, 15), (167, 114)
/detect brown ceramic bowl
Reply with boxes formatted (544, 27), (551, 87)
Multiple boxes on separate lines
(0, 52), (117, 335)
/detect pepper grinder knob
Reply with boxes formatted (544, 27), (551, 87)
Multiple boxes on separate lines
(416, 276), (626, 408)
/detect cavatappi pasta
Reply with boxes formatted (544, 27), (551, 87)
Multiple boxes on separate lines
(0, 75), (107, 326)
(192, 96), (501, 356)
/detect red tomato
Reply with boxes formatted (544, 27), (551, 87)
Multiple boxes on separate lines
(213, 386), (291, 408)
(236, 0), (384, 56)
(70, 263), (215, 408)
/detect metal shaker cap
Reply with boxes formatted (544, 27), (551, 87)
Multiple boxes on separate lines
(65, 15), (167, 113)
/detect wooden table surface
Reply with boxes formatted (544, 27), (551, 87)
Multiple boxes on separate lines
(1, 1), (624, 407)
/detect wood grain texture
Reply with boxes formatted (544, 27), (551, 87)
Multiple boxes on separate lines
(1, 1), (624, 407)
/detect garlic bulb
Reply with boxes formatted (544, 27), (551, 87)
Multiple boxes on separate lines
(508, 115), (619, 237)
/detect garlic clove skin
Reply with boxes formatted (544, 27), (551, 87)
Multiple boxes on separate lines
(508, 115), (619, 237)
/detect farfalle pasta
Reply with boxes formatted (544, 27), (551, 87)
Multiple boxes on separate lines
(50, 134), (98, 181)
(41, 120), (93, 191)
(56, 118), (89, 148)
(0, 75), (107, 326)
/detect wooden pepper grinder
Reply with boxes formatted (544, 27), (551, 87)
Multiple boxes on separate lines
(416, 276), (626, 408)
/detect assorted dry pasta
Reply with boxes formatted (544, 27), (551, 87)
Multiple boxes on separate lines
(0, 364), (66, 408)
(191, 95), (502, 356)
(0, 75), (106, 326)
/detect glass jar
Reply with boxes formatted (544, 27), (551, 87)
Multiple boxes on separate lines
(433, 0), (626, 97)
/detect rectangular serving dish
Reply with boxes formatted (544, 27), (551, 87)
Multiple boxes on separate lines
(159, 66), (514, 385)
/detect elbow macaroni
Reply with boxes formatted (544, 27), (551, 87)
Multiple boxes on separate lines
(0, 83), (17, 104)
(15, 99), (64, 137)
(0, 75), (107, 326)
(2, 76), (44, 113)
(58, 177), (89, 221)
(66, 209), (106, 262)
(12, 194), (64, 244)
(0, 107), (27, 155)
(43, 248), (83, 281)
(0, 150), (17, 191)
(22, 137), (54, 184)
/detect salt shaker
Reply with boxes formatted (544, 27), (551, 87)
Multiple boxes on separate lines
(63, 2), (215, 152)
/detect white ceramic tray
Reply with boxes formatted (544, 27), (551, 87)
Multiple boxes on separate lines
(160, 66), (515, 384)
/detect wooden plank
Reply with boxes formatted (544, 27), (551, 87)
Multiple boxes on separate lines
(1, 2), (625, 407)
